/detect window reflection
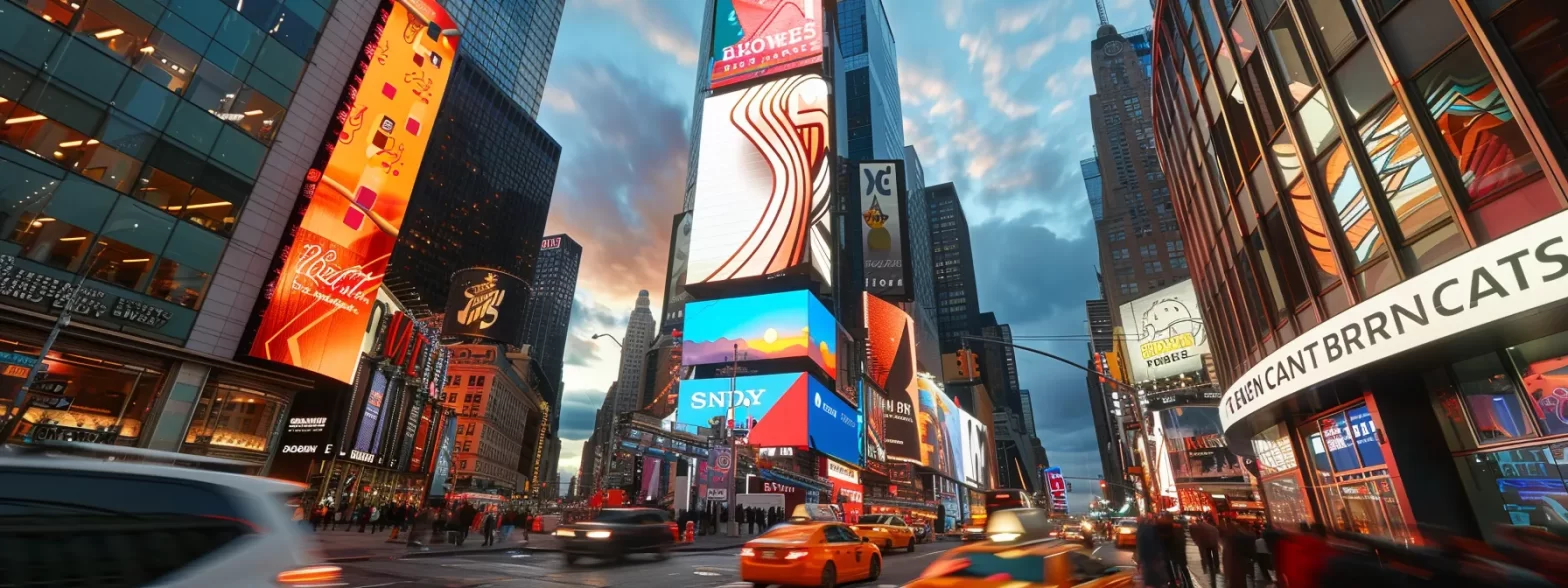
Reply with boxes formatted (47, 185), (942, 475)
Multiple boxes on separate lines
(1399, 221), (1468, 274)
(185, 383), (286, 455)
(1265, 14), (1318, 104)
(1318, 143), (1385, 265)
(1298, 90), (1339, 155)
(146, 257), (208, 309)
(0, 342), (164, 446)
(1301, 0), (1363, 63)
(1494, 0), (1568, 148)
(1506, 330), (1568, 437)
(8, 212), (95, 271)
(1466, 446), (1568, 527)
(73, 0), (154, 61)
(1286, 177), (1340, 287)
(16, 0), (78, 25)
(134, 31), (199, 94)
(1270, 131), (1302, 185)
(1454, 352), (1536, 445)
(1417, 44), (1542, 205)
(176, 187), (235, 234)
(85, 236), (156, 290)
(1357, 100), (1451, 239)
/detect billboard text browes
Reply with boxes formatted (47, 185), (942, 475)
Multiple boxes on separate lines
(442, 269), (527, 344)
(709, 0), (823, 90)
(688, 74), (833, 289)
(1118, 280), (1209, 384)
(682, 290), (837, 378)
(248, 0), (458, 382)
(865, 294), (919, 463)
(859, 161), (911, 300)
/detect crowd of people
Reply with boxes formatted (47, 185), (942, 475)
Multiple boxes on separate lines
(296, 500), (537, 548)
(1134, 513), (1270, 588)
(675, 503), (789, 536)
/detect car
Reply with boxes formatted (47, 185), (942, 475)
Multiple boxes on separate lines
(552, 507), (678, 564)
(904, 538), (1137, 587)
(0, 442), (340, 587)
(1061, 524), (1093, 547)
(740, 520), (882, 588)
(1113, 519), (1139, 548)
(913, 519), (935, 543)
(853, 514), (917, 552)
(960, 521), (988, 542)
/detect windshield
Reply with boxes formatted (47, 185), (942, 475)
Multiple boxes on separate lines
(592, 509), (649, 523)
(858, 515), (894, 525)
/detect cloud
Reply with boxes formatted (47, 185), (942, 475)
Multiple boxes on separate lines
(584, 0), (698, 66)
(558, 388), (608, 440)
(941, 0), (964, 28)
(1115, 0), (1137, 9)
(1050, 100), (1074, 116)
(959, 34), (1038, 120)
(1072, 56), (1092, 77)
(557, 440), (585, 481)
(541, 86), (579, 114)
(1015, 37), (1057, 68)
(1064, 16), (1094, 42)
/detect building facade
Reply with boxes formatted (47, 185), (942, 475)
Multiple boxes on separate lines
(926, 183), (981, 354)
(435, 0), (562, 115)
(442, 344), (547, 494)
(386, 57), (562, 315)
(609, 290), (656, 417)
(1150, 0), (1568, 544)
(520, 233), (579, 473)
(835, 0), (903, 161)
(1089, 22), (1191, 315)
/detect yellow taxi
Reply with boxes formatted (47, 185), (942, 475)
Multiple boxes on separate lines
(740, 506), (882, 588)
(851, 513), (917, 553)
(904, 509), (1137, 588)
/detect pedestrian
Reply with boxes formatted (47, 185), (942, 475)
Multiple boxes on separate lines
(523, 510), (533, 540)
(1191, 516), (1221, 587)
(457, 502), (477, 546)
(720, 505), (729, 534)
(370, 505), (382, 533)
(1135, 515), (1171, 588)
(1254, 526), (1274, 586)
(1221, 519), (1257, 588)
(1157, 514), (1189, 587)
(481, 508), (498, 547)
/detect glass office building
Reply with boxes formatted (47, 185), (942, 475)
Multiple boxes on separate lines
(1150, 0), (1568, 544)
(437, 0), (562, 115)
(835, 0), (903, 160)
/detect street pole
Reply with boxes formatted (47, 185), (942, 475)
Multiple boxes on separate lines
(727, 343), (738, 538)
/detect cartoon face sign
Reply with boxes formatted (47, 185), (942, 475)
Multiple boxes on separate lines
(1141, 297), (1206, 345)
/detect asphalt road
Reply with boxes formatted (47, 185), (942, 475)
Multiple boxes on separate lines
(337, 539), (1137, 588)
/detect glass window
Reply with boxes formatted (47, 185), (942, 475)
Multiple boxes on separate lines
(1301, 0), (1363, 62)
(1381, 0), (1466, 76)
(1, 106), (91, 164)
(155, 12), (211, 55)
(74, 0), (155, 62)
(210, 125), (264, 178)
(253, 37), (304, 87)
(1286, 177), (1340, 288)
(1252, 0), (1284, 20)
(1265, 14), (1319, 105)
(1265, 209), (1310, 306)
(1244, 57), (1284, 135)
(71, 141), (141, 193)
(269, 2), (320, 57)
(1297, 90), (1339, 155)
(179, 184), (235, 233)
(1506, 330), (1568, 437)
(1321, 282), (1352, 316)
(1356, 100), (1451, 240)
(1398, 221), (1468, 274)
(1333, 44), (1392, 122)
(114, 73), (179, 128)
(1318, 142), (1385, 265)
(1494, 0), (1568, 147)
(1353, 256), (1399, 297)
(202, 43), (250, 80)
(164, 101), (221, 153)
(134, 30), (199, 93)
(183, 59), (243, 116)
(1263, 475), (1314, 525)
(20, 82), (106, 139)
(134, 166), (193, 211)
(1249, 230), (1289, 315)
(13, 0), (80, 26)
(97, 109), (157, 160)
(8, 213), (97, 271)
(1416, 43), (1542, 207)
(184, 383), (286, 454)
(165, 0), (226, 33)
(1462, 445), (1568, 528)
(146, 256), (208, 308)
(87, 234), (158, 290)
(1453, 352), (1536, 445)
(214, 9), (264, 61)
(234, 0), (282, 31)
(0, 340), (164, 445)
(0, 158), (61, 238)
(1269, 131), (1302, 185)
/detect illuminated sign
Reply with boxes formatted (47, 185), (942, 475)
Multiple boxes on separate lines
(688, 74), (833, 288)
(708, 0), (823, 90)
(1224, 210), (1568, 433)
(1118, 280), (1209, 384)
(859, 161), (911, 300)
(1045, 467), (1067, 513)
(809, 381), (861, 465)
(247, 0), (459, 382)
(661, 212), (693, 331)
(917, 373), (961, 479)
(541, 236), (562, 250)
(676, 372), (796, 429)
(826, 458), (859, 484)
(865, 294), (919, 463)
(678, 372), (857, 463)
(682, 290), (837, 378)
(442, 268), (527, 345)
(959, 408), (989, 489)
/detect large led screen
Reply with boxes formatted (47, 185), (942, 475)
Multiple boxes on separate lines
(661, 212), (693, 331)
(682, 290), (837, 377)
(688, 74), (833, 288)
(859, 160), (911, 300)
(709, 0), (824, 90)
(676, 372), (797, 430)
(248, 0), (458, 382)
(863, 380), (886, 464)
(866, 294), (919, 463)
(680, 372), (855, 463)
(1118, 280), (1210, 384)
(807, 380), (861, 465)
(959, 408), (989, 489)
(1158, 406), (1247, 484)
(917, 373), (961, 480)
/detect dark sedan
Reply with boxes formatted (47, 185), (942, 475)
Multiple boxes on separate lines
(552, 507), (678, 564)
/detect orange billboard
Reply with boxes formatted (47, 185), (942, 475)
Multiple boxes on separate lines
(248, 0), (458, 382)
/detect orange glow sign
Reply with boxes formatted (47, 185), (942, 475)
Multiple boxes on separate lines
(248, 0), (458, 382)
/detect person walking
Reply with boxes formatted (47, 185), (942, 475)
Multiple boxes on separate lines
(481, 508), (498, 547)
(456, 502), (477, 546)
(1158, 514), (1190, 587)
(1135, 515), (1172, 588)
(1192, 516), (1221, 587)
(1222, 519), (1257, 588)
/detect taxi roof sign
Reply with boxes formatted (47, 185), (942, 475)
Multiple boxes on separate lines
(790, 504), (841, 523)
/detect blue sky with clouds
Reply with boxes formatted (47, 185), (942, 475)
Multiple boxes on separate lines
(536, 0), (1154, 511)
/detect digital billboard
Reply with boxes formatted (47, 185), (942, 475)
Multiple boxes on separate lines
(917, 373), (961, 480)
(959, 408), (989, 489)
(682, 290), (837, 378)
(1118, 280), (1210, 384)
(675, 372), (798, 430)
(661, 212), (693, 331)
(442, 269), (527, 344)
(1045, 467), (1067, 513)
(709, 0), (824, 90)
(688, 74), (833, 289)
(866, 294), (919, 463)
(248, 0), (458, 382)
(808, 381), (861, 465)
(863, 380), (886, 464)
(859, 160), (911, 300)
(1158, 406), (1247, 484)
(679, 372), (855, 463)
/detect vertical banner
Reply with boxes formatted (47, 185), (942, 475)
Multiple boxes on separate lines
(866, 294), (920, 463)
(428, 411), (458, 501)
(1045, 467), (1068, 513)
(858, 160), (910, 300)
(661, 212), (694, 332)
(706, 446), (733, 501)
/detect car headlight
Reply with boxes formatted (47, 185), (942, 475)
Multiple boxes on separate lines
(965, 527), (983, 533)
(586, 530), (612, 539)
(989, 533), (1020, 542)
(554, 529), (574, 537)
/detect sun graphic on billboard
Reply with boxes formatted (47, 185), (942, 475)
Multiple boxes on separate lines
(247, 0), (458, 382)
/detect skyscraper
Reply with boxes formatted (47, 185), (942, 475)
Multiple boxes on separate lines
(1082, 298), (1126, 505)
(1018, 389), (1037, 435)
(437, 0), (564, 114)
(926, 183), (981, 353)
(386, 58), (563, 315)
(835, 0), (904, 160)
(1086, 22), (1189, 318)
(610, 290), (657, 417)
(977, 313), (1022, 416)
(681, 0), (719, 211)
(522, 235), (581, 432)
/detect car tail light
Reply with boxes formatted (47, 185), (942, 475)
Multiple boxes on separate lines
(785, 550), (811, 560)
(276, 565), (341, 586)
(585, 530), (612, 539)
(1119, 527), (1135, 534)
(740, 547), (756, 557)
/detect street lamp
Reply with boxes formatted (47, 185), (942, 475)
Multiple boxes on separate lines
(591, 333), (622, 348)
(2, 220), (143, 443)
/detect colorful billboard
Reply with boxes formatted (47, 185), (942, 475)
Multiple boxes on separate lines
(248, 0), (458, 382)
(863, 380), (886, 464)
(679, 372), (855, 462)
(682, 290), (837, 378)
(859, 160), (911, 300)
(442, 269), (527, 344)
(688, 74), (833, 289)
(917, 373), (961, 480)
(675, 372), (798, 430)
(866, 294), (919, 463)
(959, 408), (989, 489)
(808, 379), (861, 465)
(1118, 280), (1209, 384)
(1159, 406), (1247, 484)
(661, 211), (694, 331)
(709, 0), (824, 90)
(1045, 467), (1068, 513)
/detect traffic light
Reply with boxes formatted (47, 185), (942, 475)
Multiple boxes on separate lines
(1099, 480), (1107, 491)
(955, 350), (980, 379)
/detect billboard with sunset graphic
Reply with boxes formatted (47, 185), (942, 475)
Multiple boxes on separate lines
(681, 290), (837, 380)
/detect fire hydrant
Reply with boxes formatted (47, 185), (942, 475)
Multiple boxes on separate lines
(683, 521), (695, 543)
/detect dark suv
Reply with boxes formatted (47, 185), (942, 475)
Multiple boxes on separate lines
(552, 507), (677, 564)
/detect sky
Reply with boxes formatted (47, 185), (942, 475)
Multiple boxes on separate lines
(536, 0), (1155, 511)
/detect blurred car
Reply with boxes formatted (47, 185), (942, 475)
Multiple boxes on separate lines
(1061, 524), (1093, 547)
(960, 521), (988, 542)
(0, 443), (340, 587)
(1113, 519), (1139, 548)
(740, 520), (882, 588)
(853, 514), (917, 552)
(905, 539), (1136, 587)
(553, 507), (677, 564)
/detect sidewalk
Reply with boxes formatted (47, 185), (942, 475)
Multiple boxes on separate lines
(310, 526), (750, 563)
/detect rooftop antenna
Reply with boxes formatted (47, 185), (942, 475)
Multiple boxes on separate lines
(1095, 0), (1109, 27)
